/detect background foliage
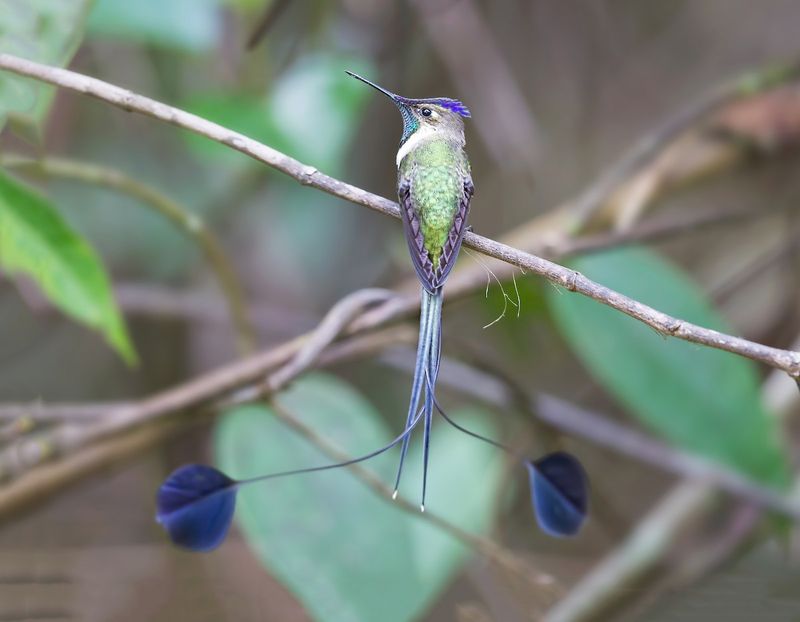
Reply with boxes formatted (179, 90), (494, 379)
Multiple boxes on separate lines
(2, 1), (800, 621)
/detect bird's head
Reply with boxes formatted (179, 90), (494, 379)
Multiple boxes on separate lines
(346, 71), (470, 147)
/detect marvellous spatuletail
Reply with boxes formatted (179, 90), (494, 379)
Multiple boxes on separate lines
(526, 452), (589, 537)
(156, 464), (237, 551)
(346, 71), (474, 511)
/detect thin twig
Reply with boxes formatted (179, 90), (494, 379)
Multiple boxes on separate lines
(566, 58), (800, 231)
(0, 403), (124, 423)
(0, 54), (797, 375)
(533, 394), (798, 517)
(0, 54), (798, 535)
(261, 288), (394, 391)
(558, 207), (764, 256)
(711, 226), (800, 304)
(246, 0), (293, 50)
(0, 155), (257, 353)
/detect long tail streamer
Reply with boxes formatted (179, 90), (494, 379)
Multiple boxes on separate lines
(393, 287), (443, 511)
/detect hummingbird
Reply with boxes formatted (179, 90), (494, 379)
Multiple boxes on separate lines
(153, 73), (588, 553)
(344, 71), (474, 511)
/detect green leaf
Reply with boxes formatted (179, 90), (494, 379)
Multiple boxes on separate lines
(214, 374), (504, 622)
(546, 247), (788, 486)
(0, 170), (135, 363)
(88, 0), (220, 52)
(0, 0), (93, 137)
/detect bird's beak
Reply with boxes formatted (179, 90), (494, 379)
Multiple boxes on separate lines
(345, 71), (402, 104)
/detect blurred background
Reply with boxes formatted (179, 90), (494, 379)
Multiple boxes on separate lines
(2, 0), (800, 620)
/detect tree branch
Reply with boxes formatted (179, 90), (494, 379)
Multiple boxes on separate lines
(0, 53), (796, 375)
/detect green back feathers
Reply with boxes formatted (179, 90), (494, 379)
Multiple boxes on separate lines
(401, 140), (469, 264)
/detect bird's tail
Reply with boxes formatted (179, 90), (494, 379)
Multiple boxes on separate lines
(393, 287), (443, 511)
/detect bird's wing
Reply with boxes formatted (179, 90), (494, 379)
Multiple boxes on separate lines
(434, 174), (473, 287)
(398, 174), (437, 292)
(398, 172), (473, 293)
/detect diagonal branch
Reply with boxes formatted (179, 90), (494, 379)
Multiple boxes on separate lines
(0, 52), (798, 377)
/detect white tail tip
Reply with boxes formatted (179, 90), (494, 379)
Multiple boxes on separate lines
(420, 504), (425, 513)
(392, 490), (398, 500)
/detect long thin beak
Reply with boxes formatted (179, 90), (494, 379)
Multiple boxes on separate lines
(345, 71), (401, 102)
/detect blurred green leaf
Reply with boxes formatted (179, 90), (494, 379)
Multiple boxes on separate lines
(0, 0), (93, 137)
(546, 247), (788, 486)
(0, 170), (135, 364)
(215, 374), (504, 622)
(88, 0), (220, 52)
(268, 54), (372, 173)
(183, 54), (373, 173)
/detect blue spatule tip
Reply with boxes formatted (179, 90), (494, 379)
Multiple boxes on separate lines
(156, 464), (238, 552)
(526, 451), (589, 538)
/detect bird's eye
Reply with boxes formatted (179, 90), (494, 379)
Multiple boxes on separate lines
(421, 107), (432, 117)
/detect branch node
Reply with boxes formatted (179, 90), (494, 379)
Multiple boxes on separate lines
(564, 270), (580, 291)
(223, 135), (245, 150)
(666, 319), (683, 335)
(120, 90), (137, 112)
(300, 165), (319, 185)
(788, 353), (800, 378)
